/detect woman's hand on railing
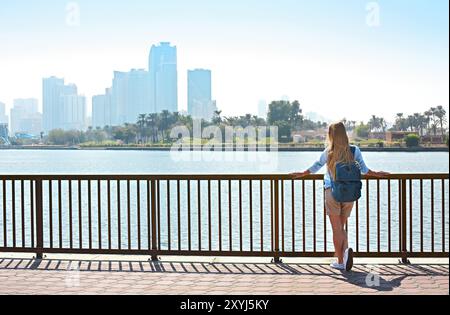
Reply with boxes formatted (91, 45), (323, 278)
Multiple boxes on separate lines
(291, 170), (311, 179)
(367, 170), (391, 178)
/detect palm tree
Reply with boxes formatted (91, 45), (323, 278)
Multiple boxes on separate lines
(212, 110), (222, 125)
(434, 105), (448, 138)
(145, 113), (159, 143)
(137, 114), (147, 143)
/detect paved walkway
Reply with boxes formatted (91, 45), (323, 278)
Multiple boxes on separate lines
(0, 257), (448, 295)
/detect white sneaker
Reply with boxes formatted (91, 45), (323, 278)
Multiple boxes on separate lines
(330, 262), (345, 270)
(343, 248), (354, 272)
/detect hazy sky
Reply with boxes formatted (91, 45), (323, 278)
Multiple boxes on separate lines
(0, 0), (448, 122)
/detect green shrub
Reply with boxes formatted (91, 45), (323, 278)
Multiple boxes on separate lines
(405, 134), (420, 148)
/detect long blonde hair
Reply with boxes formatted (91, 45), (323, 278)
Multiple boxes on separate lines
(327, 122), (354, 179)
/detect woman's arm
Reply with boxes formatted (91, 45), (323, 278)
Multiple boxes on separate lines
(291, 150), (327, 179)
(355, 147), (390, 178)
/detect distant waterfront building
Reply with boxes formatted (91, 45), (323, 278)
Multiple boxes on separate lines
(62, 95), (87, 131)
(92, 88), (113, 128)
(0, 102), (8, 125)
(0, 123), (9, 143)
(149, 42), (178, 114)
(110, 69), (151, 126)
(43, 77), (78, 133)
(10, 98), (42, 136)
(188, 69), (217, 121)
(258, 100), (268, 119)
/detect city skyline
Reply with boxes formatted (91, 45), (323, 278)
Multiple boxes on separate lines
(0, 0), (448, 122)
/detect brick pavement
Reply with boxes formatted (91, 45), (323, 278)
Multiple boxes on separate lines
(0, 257), (448, 295)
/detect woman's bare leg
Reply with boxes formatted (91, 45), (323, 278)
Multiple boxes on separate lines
(340, 216), (349, 255)
(329, 215), (345, 264)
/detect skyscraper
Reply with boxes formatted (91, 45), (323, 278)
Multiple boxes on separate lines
(43, 77), (78, 133)
(10, 98), (42, 135)
(111, 69), (151, 126)
(149, 42), (178, 114)
(62, 95), (87, 131)
(188, 69), (216, 121)
(92, 88), (113, 128)
(0, 102), (8, 125)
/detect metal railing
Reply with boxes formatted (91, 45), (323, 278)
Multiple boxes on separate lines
(0, 174), (448, 261)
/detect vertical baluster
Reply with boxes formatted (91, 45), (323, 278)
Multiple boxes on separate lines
(178, 180), (182, 251)
(239, 180), (243, 252)
(197, 180), (201, 251)
(147, 180), (151, 251)
(281, 180), (284, 253)
(2, 180), (6, 247)
(208, 180), (212, 251)
(420, 179), (423, 253)
(228, 180), (232, 251)
(292, 180), (295, 253)
(98, 180), (102, 250)
(219, 180), (223, 252)
(302, 180), (306, 252)
(107, 180), (111, 250)
(431, 179), (435, 253)
(117, 180), (121, 250)
(260, 180), (263, 252)
(249, 180), (253, 252)
(323, 187), (327, 253)
(270, 180), (274, 252)
(58, 180), (62, 249)
(388, 180), (391, 253)
(377, 179), (381, 253)
(48, 180), (51, 248)
(127, 180), (131, 250)
(78, 180), (83, 249)
(409, 179), (413, 253)
(21, 180), (25, 248)
(167, 180), (171, 251)
(69, 180), (73, 249)
(356, 199), (359, 253)
(88, 180), (92, 250)
(157, 180), (161, 250)
(313, 180), (316, 253)
(187, 180), (191, 251)
(442, 179), (446, 253)
(30, 180), (35, 248)
(366, 180), (370, 253)
(137, 180), (141, 251)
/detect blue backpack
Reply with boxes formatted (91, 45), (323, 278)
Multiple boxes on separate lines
(331, 146), (363, 203)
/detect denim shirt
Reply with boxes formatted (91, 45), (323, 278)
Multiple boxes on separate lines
(307, 146), (370, 189)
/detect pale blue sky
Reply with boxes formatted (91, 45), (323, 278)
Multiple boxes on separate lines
(0, 0), (448, 121)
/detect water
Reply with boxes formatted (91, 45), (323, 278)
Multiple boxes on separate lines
(0, 150), (448, 174)
(0, 150), (449, 254)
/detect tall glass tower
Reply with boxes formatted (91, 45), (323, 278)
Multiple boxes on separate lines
(148, 42), (178, 114)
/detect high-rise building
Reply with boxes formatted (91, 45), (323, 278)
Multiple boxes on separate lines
(258, 100), (268, 119)
(0, 102), (8, 125)
(92, 88), (113, 128)
(43, 77), (78, 133)
(110, 69), (151, 126)
(188, 69), (216, 121)
(149, 42), (178, 114)
(62, 95), (87, 131)
(10, 98), (42, 136)
(126, 69), (151, 123)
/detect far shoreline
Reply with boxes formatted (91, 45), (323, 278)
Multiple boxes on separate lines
(1, 145), (449, 153)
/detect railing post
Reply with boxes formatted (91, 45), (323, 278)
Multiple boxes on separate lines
(35, 179), (44, 260)
(273, 180), (281, 263)
(400, 179), (410, 264)
(150, 179), (158, 261)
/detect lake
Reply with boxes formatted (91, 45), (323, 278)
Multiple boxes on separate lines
(0, 150), (448, 254)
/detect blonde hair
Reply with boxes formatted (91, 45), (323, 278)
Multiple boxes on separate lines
(327, 122), (354, 179)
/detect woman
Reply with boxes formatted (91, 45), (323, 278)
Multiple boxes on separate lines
(291, 122), (389, 271)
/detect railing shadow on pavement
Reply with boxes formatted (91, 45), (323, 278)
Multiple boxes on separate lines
(0, 257), (448, 279)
